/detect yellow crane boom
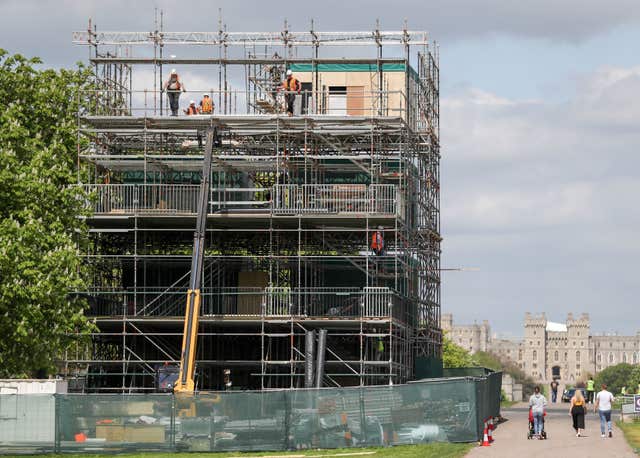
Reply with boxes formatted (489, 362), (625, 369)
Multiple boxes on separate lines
(174, 127), (215, 393)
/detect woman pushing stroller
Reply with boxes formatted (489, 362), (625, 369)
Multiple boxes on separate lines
(529, 386), (547, 439)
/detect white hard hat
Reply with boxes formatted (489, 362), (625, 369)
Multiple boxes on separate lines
(171, 68), (177, 74)
(203, 93), (209, 97)
(190, 100), (195, 104)
(286, 69), (292, 76)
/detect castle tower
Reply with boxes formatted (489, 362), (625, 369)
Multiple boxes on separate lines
(523, 312), (547, 380)
(566, 313), (592, 381)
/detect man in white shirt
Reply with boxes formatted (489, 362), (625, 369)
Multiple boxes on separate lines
(594, 383), (615, 438)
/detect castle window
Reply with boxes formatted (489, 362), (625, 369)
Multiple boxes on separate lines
(576, 351), (580, 361)
(519, 350), (523, 360)
(576, 363), (581, 370)
(564, 352), (568, 361)
(623, 353), (627, 363)
(533, 350), (537, 360)
(610, 342), (613, 348)
(577, 332), (580, 336)
(554, 351), (558, 361)
(581, 342), (584, 347)
(597, 353), (602, 362)
(533, 331), (536, 335)
(623, 342), (626, 349)
(533, 363), (537, 369)
(609, 353), (614, 363)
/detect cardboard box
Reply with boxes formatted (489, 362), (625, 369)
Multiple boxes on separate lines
(95, 424), (165, 443)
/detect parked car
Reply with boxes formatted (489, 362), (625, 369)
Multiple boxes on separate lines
(561, 387), (587, 403)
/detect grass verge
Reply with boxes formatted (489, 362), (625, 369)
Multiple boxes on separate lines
(1, 443), (474, 458)
(617, 420), (640, 453)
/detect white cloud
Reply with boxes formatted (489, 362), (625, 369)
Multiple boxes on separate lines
(441, 64), (640, 333)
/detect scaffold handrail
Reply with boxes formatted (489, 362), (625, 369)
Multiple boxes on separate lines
(81, 183), (399, 217)
(78, 88), (410, 120)
(80, 286), (407, 322)
(72, 30), (431, 46)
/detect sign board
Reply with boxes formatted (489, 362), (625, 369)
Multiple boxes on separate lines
(634, 394), (640, 413)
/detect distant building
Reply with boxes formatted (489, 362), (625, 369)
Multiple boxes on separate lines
(447, 312), (640, 384)
(441, 313), (490, 354)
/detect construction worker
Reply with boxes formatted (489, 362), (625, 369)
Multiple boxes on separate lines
(164, 69), (186, 116)
(586, 376), (595, 403)
(371, 226), (384, 256)
(199, 93), (214, 114)
(280, 69), (301, 116)
(184, 100), (198, 115)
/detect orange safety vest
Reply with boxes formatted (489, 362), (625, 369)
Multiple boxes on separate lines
(371, 231), (383, 250)
(282, 76), (300, 92)
(200, 97), (213, 114)
(167, 75), (181, 91)
(186, 105), (197, 115)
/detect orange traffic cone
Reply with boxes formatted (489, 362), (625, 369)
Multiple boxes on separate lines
(487, 418), (494, 443)
(481, 422), (491, 446)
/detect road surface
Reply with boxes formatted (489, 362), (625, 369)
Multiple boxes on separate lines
(466, 400), (635, 457)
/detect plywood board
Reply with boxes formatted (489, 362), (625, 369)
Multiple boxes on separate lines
(347, 86), (365, 116)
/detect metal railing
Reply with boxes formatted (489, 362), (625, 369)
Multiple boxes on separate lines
(81, 88), (410, 120)
(80, 286), (406, 321)
(82, 184), (399, 217)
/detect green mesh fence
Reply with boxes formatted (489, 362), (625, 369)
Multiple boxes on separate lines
(0, 374), (501, 454)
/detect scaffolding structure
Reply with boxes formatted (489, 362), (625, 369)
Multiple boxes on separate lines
(66, 18), (441, 392)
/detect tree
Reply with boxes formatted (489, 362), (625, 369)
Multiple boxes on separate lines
(442, 335), (474, 368)
(0, 49), (93, 377)
(594, 363), (638, 395)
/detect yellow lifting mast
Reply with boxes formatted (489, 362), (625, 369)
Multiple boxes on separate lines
(174, 127), (215, 393)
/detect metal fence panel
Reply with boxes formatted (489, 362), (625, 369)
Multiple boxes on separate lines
(0, 375), (501, 454)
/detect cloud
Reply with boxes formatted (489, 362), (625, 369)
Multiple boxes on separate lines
(441, 64), (640, 333)
(2, 0), (640, 69)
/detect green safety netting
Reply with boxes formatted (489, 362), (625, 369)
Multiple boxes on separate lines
(0, 373), (500, 454)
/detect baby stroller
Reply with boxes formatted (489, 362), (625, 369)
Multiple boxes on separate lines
(527, 408), (547, 439)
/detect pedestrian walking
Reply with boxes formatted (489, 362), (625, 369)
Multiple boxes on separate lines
(594, 383), (615, 438)
(550, 379), (559, 403)
(164, 69), (186, 116)
(529, 386), (547, 439)
(586, 376), (595, 403)
(570, 388), (586, 437)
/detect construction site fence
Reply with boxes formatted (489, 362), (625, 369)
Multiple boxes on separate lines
(80, 286), (409, 324)
(0, 373), (501, 454)
(81, 183), (401, 218)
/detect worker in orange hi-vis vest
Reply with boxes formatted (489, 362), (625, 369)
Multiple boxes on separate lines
(371, 226), (385, 256)
(280, 69), (301, 116)
(198, 94), (214, 114)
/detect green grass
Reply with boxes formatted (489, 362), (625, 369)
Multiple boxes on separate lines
(1, 443), (474, 458)
(618, 420), (640, 454)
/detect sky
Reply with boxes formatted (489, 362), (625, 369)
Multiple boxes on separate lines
(1, 0), (639, 336)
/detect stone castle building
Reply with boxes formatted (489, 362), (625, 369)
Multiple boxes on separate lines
(445, 312), (640, 384)
(441, 313), (491, 354)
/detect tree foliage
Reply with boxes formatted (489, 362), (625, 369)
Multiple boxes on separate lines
(442, 335), (474, 368)
(0, 49), (93, 377)
(594, 363), (640, 395)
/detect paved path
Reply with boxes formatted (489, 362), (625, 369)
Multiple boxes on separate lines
(466, 401), (635, 458)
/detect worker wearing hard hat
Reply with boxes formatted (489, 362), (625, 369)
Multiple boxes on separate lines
(280, 69), (301, 116)
(184, 100), (198, 115)
(198, 93), (214, 114)
(163, 69), (186, 116)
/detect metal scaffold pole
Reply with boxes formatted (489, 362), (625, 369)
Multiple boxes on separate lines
(70, 18), (441, 392)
